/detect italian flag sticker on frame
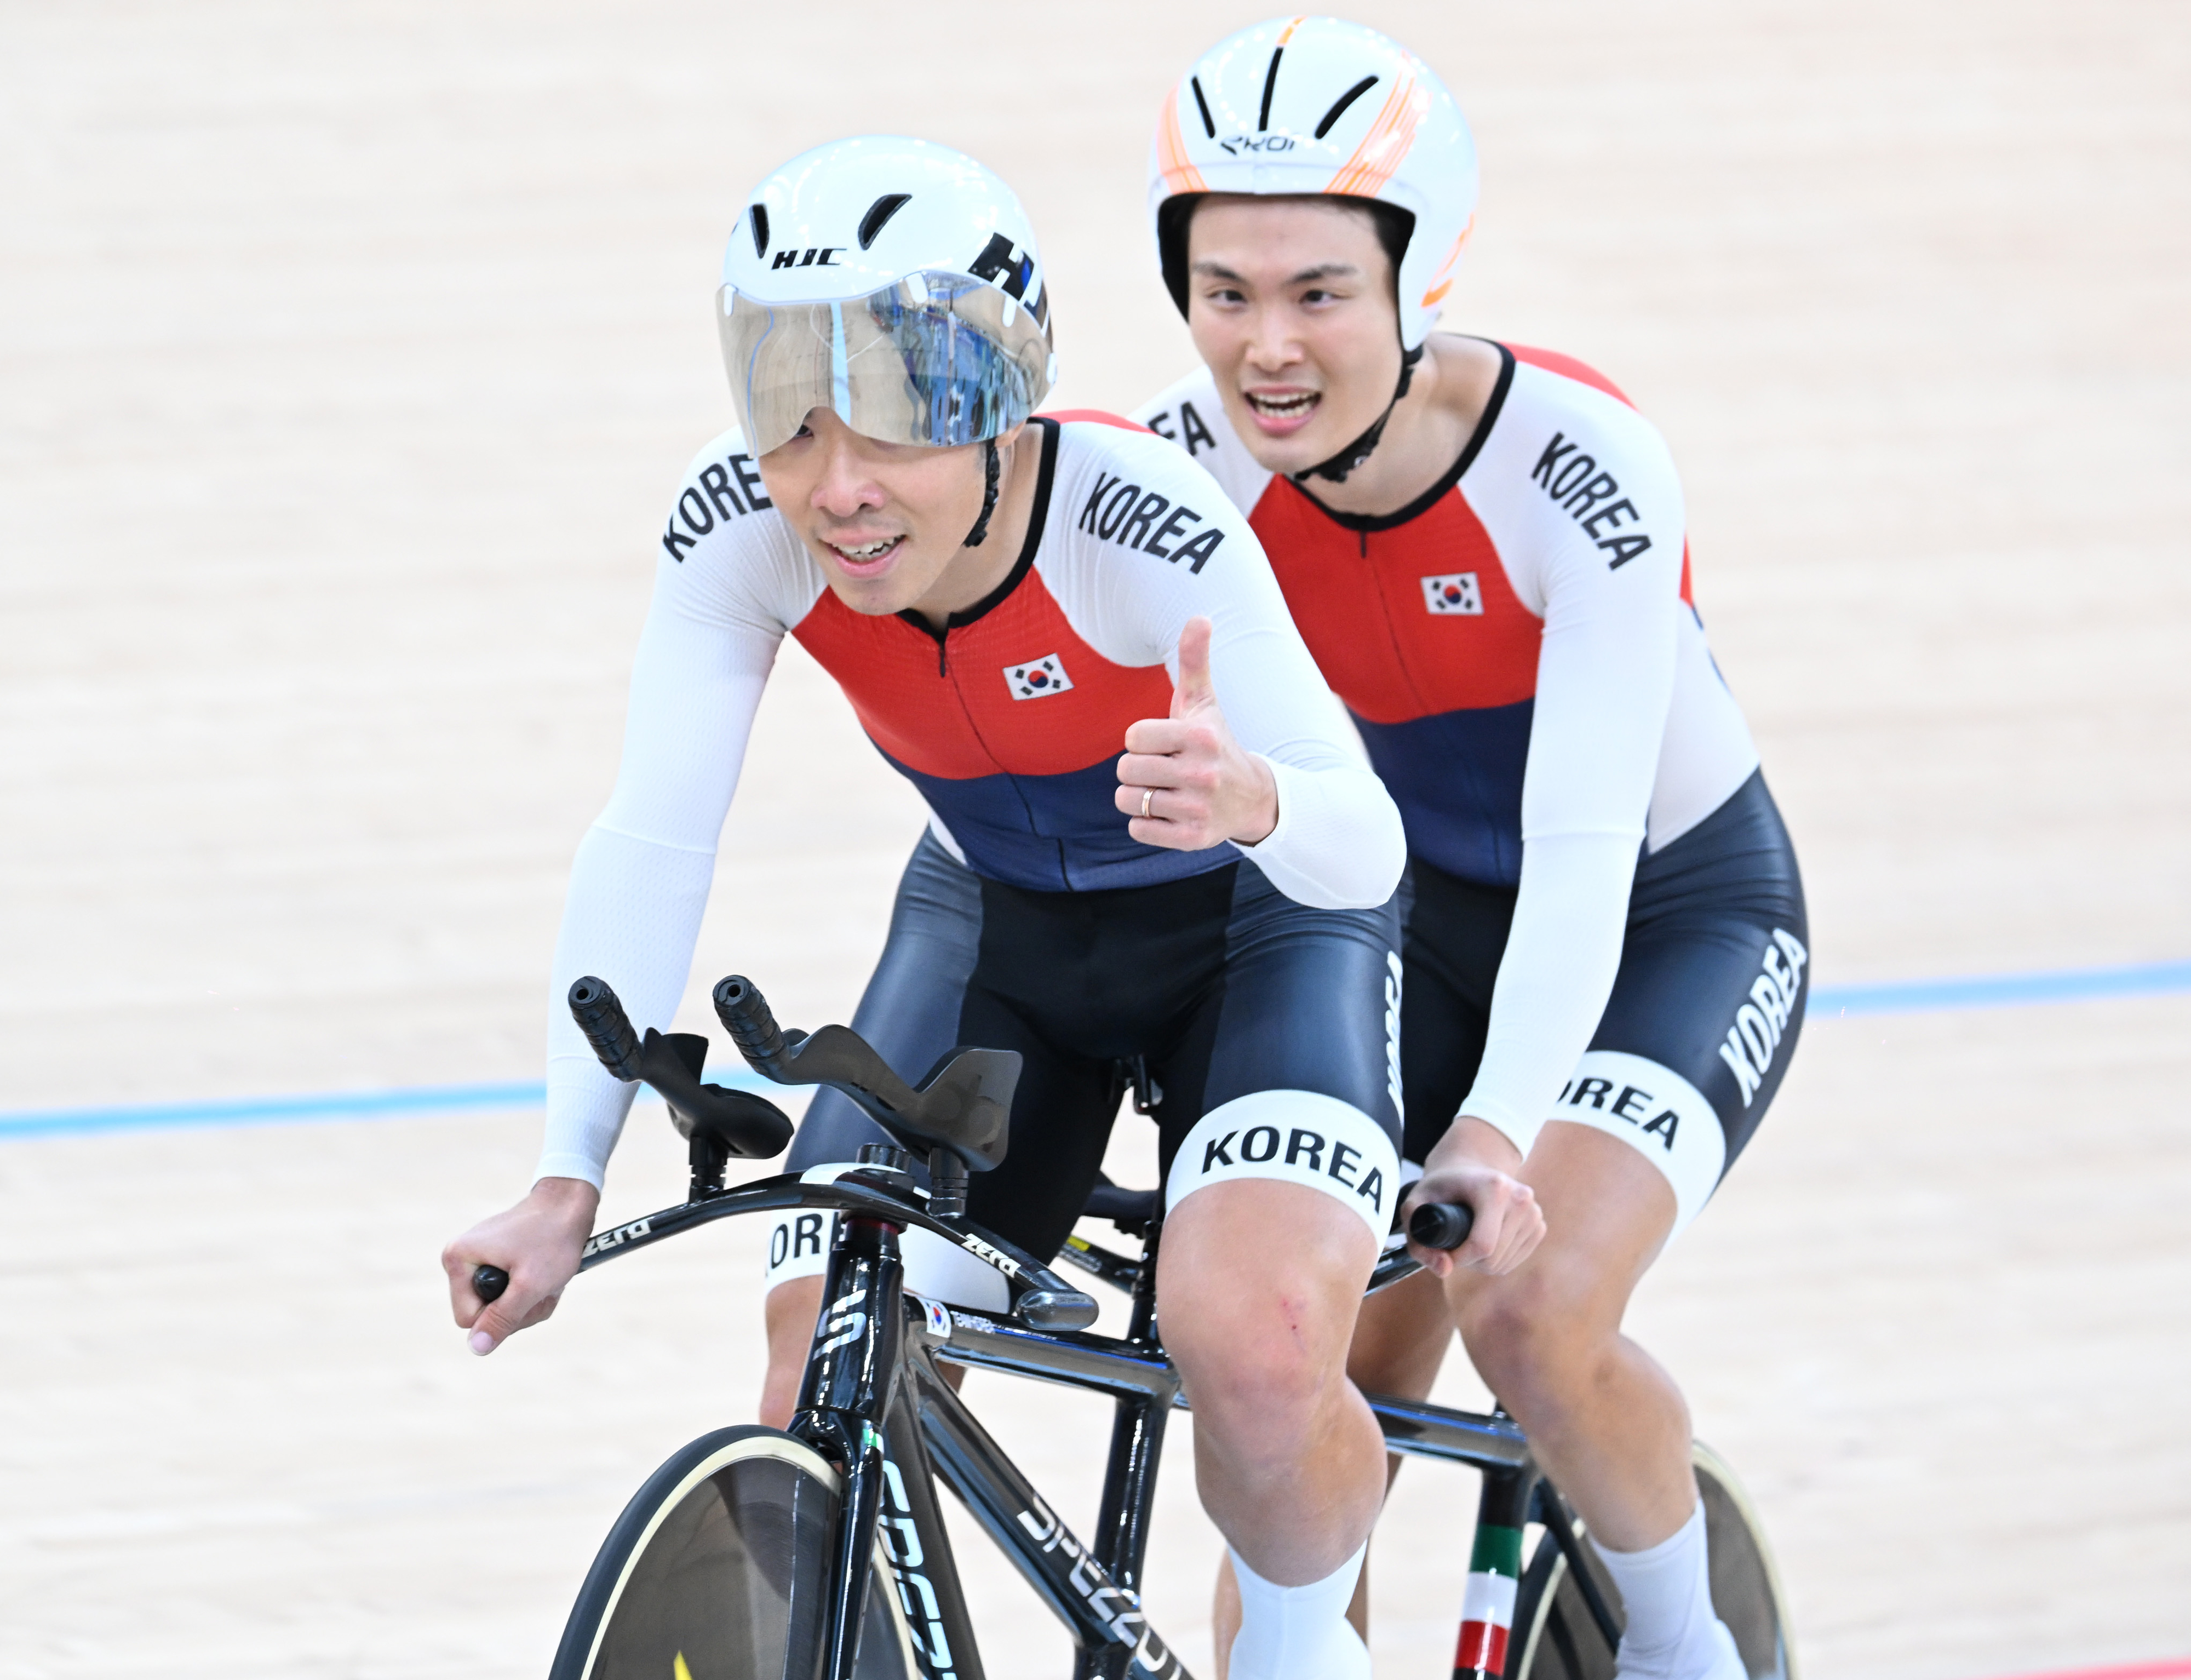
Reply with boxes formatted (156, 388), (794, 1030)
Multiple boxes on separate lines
(1454, 1522), (1520, 1675)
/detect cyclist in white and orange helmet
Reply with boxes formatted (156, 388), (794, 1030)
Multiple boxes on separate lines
(1136, 20), (1805, 1680)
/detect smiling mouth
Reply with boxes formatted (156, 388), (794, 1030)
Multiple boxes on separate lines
(826, 535), (905, 566)
(1246, 390), (1320, 420)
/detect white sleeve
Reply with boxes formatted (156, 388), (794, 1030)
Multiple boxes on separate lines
(535, 442), (813, 1188)
(1046, 426), (1405, 909)
(1458, 402), (1688, 1153)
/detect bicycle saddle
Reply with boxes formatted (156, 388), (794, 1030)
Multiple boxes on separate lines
(713, 976), (1017, 1171)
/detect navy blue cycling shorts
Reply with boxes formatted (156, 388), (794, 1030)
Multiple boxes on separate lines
(767, 833), (1404, 1300)
(1400, 770), (1807, 1232)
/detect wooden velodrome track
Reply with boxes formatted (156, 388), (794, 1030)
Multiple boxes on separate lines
(3, 2), (2187, 1675)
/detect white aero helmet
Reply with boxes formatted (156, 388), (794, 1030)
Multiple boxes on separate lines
(719, 136), (1057, 460)
(1149, 16), (1478, 351)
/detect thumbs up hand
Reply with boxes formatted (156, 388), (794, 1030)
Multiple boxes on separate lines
(1115, 616), (1281, 851)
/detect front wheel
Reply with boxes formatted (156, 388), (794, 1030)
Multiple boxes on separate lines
(1506, 1442), (1796, 1680)
(550, 1425), (917, 1680)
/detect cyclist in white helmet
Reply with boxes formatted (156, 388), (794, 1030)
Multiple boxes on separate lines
(443, 135), (1410, 1680)
(1133, 20), (1806, 1680)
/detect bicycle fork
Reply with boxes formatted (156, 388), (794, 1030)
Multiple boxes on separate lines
(794, 1214), (909, 1680)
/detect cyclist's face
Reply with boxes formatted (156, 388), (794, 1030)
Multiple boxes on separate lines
(759, 410), (1005, 617)
(1184, 196), (1404, 476)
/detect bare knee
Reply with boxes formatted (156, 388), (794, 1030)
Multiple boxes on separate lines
(1452, 1265), (1615, 1417)
(1157, 1180), (1376, 1454)
(759, 1276), (825, 1429)
(1173, 1279), (1345, 1444)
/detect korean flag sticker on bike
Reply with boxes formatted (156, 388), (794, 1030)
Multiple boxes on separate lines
(1420, 572), (1483, 615)
(1004, 655), (1074, 699)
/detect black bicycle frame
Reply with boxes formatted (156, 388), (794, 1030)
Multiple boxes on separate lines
(577, 1175), (1548, 1680)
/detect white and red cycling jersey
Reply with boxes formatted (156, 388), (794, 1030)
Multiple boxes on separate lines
(536, 412), (1403, 1186)
(1134, 343), (1764, 1153)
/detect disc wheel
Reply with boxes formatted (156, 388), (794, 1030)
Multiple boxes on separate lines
(549, 1424), (917, 1680)
(1506, 1442), (1796, 1680)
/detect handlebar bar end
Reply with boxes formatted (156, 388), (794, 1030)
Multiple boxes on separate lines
(713, 974), (790, 1067)
(1407, 1201), (1475, 1252)
(569, 977), (644, 1082)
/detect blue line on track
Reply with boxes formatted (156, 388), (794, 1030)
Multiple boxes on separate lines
(0, 1071), (778, 1142)
(1809, 957), (2191, 1017)
(4, 960), (2187, 1143)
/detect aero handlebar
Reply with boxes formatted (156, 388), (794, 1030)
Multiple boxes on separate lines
(565, 976), (793, 1160)
(567, 977), (643, 1083)
(711, 974), (790, 1066)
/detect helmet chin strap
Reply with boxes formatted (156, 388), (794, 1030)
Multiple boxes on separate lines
(961, 438), (1003, 548)
(1292, 343), (1424, 486)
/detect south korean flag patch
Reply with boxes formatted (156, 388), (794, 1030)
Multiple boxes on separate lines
(1421, 572), (1483, 615)
(1004, 655), (1074, 700)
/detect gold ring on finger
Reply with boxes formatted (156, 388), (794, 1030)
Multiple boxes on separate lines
(1140, 787), (1154, 820)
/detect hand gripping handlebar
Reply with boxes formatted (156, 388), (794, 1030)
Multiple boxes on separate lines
(1408, 1201), (1476, 1250)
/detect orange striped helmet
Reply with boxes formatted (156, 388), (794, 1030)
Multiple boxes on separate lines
(1149, 16), (1478, 351)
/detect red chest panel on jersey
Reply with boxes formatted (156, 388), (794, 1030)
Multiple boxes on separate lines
(1248, 480), (1542, 727)
(790, 564), (1171, 778)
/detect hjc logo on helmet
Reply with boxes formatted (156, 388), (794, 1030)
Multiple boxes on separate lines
(768, 246), (842, 271)
(967, 233), (1048, 327)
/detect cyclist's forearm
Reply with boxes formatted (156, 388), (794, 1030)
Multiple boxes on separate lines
(537, 823), (716, 1186)
(1196, 607), (1406, 907)
(535, 559), (777, 1187)
(1234, 757), (1407, 909)
(1460, 830), (1639, 1154)
(1420, 1114), (1527, 1182)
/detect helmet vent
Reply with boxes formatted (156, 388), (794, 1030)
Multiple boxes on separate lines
(748, 205), (770, 259)
(1189, 76), (1216, 138)
(857, 192), (913, 251)
(1315, 75), (1379, 139)
(1258, 47), (1284, 130)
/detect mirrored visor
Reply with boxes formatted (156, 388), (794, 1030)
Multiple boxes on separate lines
(718, 270), (1054, 457)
